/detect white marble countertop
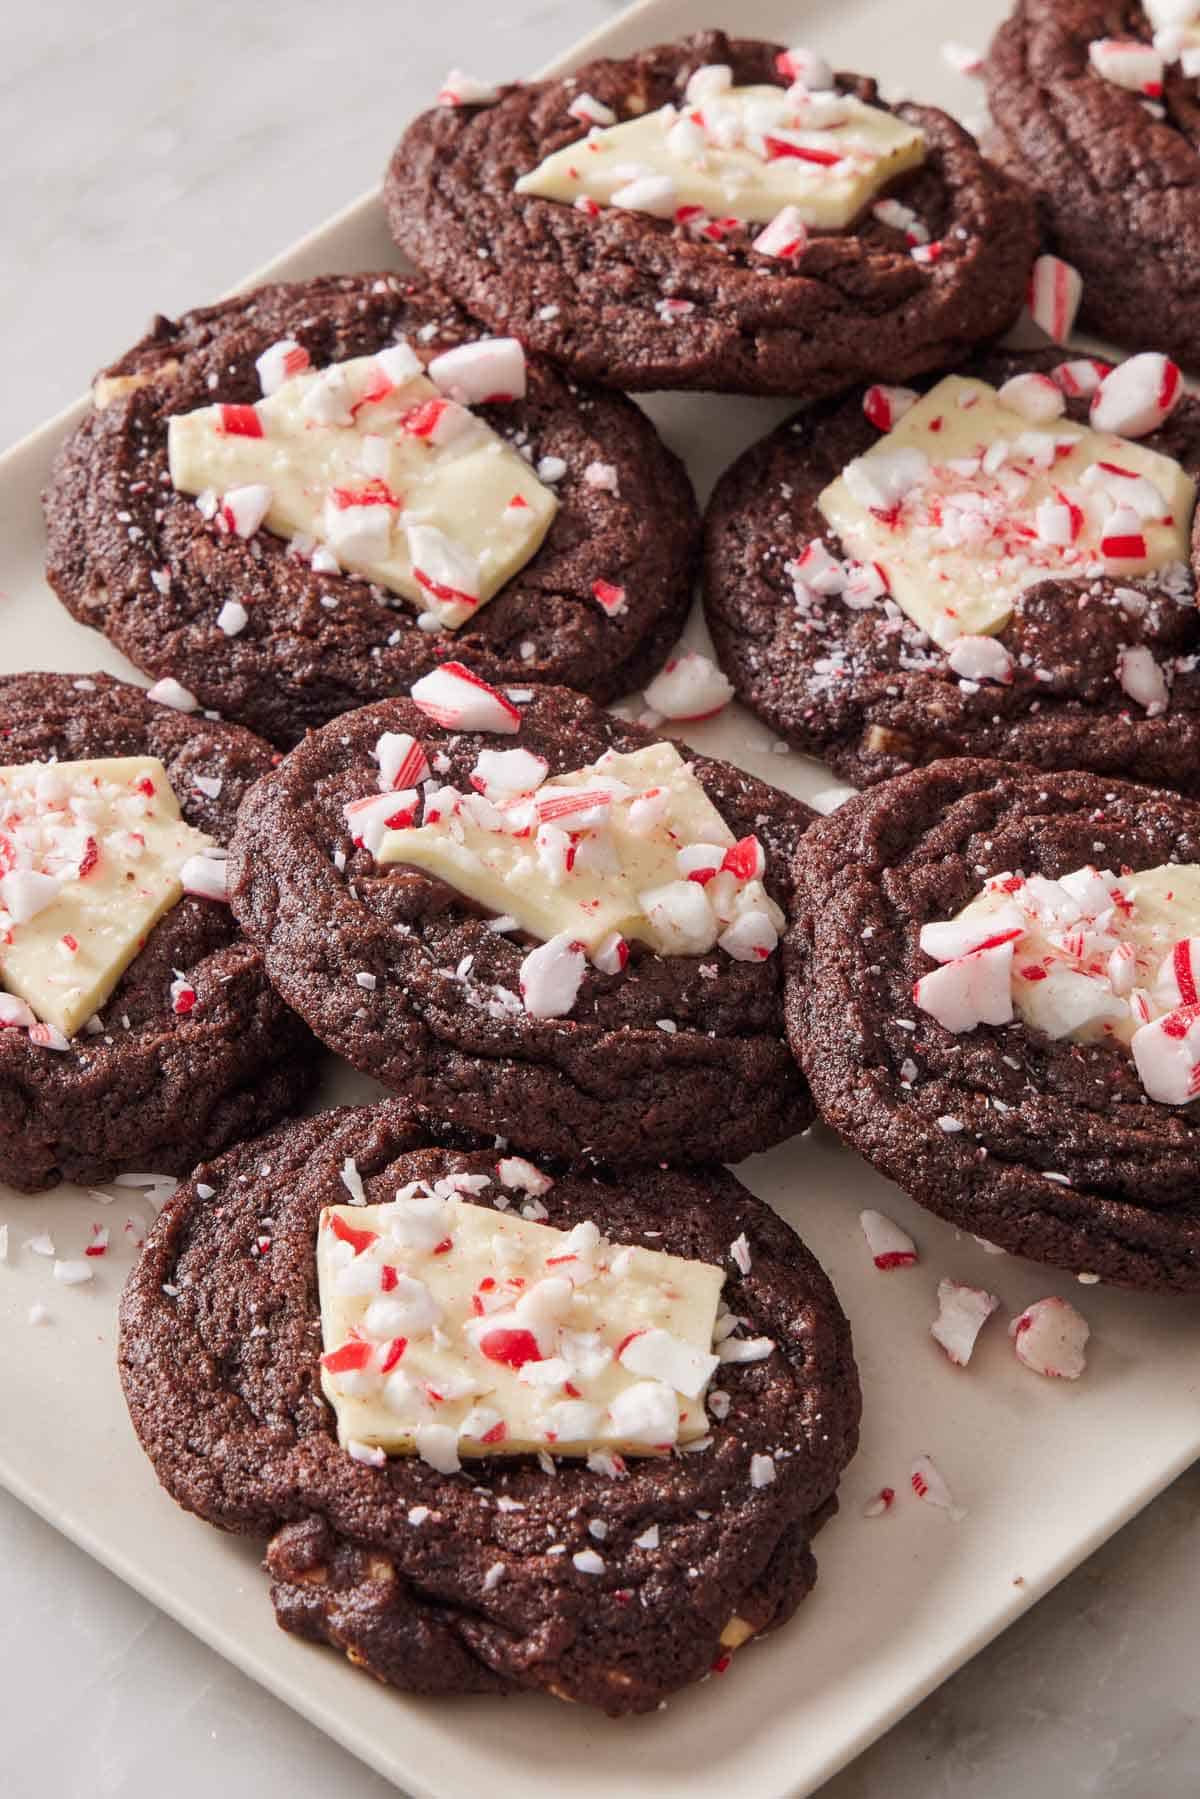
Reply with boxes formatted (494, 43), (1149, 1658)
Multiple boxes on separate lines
(3, 3), (1198, 1795)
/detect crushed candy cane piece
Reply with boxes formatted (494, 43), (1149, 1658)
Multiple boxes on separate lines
(1009, 1296), (1090, 1379)
(860, 1209), (918, 1270)
(643, 651), (734, 721)
(911, 1452), (966, 1519)
(930, 1278), (1000, 1366)
(410, 663), (521, 734)
(1091, 352), (1182, 439)
(1026, 254), (1083, 344)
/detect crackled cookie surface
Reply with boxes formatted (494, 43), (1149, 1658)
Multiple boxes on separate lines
(118, 1103), (860, 1713)
(987, 0), (1200, 369)
(227, 680), (815, 1166)
(0, 672), (314, 1190)
(704, 348), (1200, 791)
(386, 30), (1036, 398)
(786, 759), (1200, 1292)
(45, 275), (699, 746)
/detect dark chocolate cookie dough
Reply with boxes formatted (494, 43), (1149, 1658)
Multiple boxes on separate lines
(987, 0), (1200, 370)
(385, 30), (1036, 398)
(44, 275), (700, 747)
(118, 1101), (860, 1713)
(704, 349), (1200, 792)
(0, 672), (314, 1191)
(786, 759), (1200, 1292)
(227, 684), (815, 1166)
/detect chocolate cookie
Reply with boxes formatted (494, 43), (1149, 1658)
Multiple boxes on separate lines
(704, 348), (1200, 792)
(0, 672), (314, 1191)
(118, 1102), (860, 1713)
(786, 759), (1200, 1292)
(44, 274), (700, 747)
(227, 682), (815, 1166)
(986, 0), (1200, 370)
(385, 30), (1036, 399)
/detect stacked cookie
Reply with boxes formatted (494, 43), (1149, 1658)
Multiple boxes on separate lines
(22, 16), (1200, 1723)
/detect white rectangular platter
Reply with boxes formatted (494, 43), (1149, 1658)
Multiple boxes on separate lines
(1, 0), (1198, 1795)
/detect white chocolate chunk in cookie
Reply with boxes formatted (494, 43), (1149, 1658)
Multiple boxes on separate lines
(167, 349), (557, 629)
(916, 861), (1200, 1104)
(375, 740), (783, 966)
(317, 1192), (727, 1463)
(0, 757), (214, 1036)
(818, 375), (1195, 647)
(515, 86), (925, 231)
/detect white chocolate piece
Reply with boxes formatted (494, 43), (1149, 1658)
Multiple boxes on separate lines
(167, 353), (557, 629)
(514, 86), (926, 231)
(0, 757), (213, 1036)
(818, 375), (1196, 646)
(317, 1195), (725, 1459)
(379, 741), (782, 958)
(944, 863), (1200, 1047)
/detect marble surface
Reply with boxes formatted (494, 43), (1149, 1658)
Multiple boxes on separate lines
(3, 3), (1198, 1796)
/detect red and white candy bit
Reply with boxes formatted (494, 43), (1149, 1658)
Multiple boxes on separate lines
(941, 40), (983, 75)
(591, 930), (629, 976)
(497, 1154), (554, 1195)
(719, 911), (779, 962)
(862, 384), (918, 431)
(255, 337), (311, 396)
(612, 174), (678, 218)
(470, 746), (548, 796)
(931, 1278), (1000, 1367)
(946, 636), (1015, 685)
(219, 482), (271, 539)
(911, 1453), (966, 1520)
(997, 371), (1066, 424)
(1026, 254), (1084, 344)
(407, 522), (481, 614)
(1116, 644), (1169, 714)
(29, 1022), (70, 1052)
(1087, 37), (1164, 95)
(591, 578), (628, 618)
(1009, 1296), (1090, 1379)
(1051, 357), (1109, 398)
(1153, 937), (1200, 1011)
(915, 942), (1017, 1032)
(519, 931), (587, 1018)
(146, 676), (198, 713)
(0, 869), (60, 924)
(1091, 351), (1183, 438)
(343, 789), (419, 855)
(1131, 1003), (1200, 1103)
(774, 45), (834, 89)
(436, 68), (501, 107)
(85, 1225), (110, 1258)
(180, 853), (229, 902)
(375, 731), (430, 792)
(721, 836), (766, 882)
(859, 1209), (918, 1271)
(0, 994), (36, 1028)
(216, 403), (263, 438)
(410, 663), (522, 734)
(567, 91), (616, 126)
(643, 651), (734, 721)
(863, 1487), (896, 1518)
(169, 974), (197, 1016)
(751, 206), (809, 260)
(427, 337), (526, 405)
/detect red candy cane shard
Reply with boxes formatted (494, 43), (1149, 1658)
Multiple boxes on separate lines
(410, 663), (522, 734)
(216, 404), (263, 438)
